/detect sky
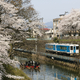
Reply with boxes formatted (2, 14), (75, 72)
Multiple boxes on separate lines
(31, 0), (80, 23)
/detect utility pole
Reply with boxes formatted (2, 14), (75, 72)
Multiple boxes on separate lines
(35, 17), (43, 52)
(35, 34), (37, 53)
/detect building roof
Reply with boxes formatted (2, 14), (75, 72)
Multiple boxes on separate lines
(40, 28), (50, 30)
(45, 29), (53, 34)
(53, 18), (61, 21)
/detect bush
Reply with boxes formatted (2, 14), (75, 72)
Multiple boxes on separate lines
(53, 37), (59, 43)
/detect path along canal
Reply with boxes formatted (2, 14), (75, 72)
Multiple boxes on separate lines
(14, 56), (80, 80)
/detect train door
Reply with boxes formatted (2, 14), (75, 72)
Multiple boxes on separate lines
(53, 45), (55, 50)
(76, 46), (79, 53)
(70, 46), (73, 53)
(73, 46), (76, 53)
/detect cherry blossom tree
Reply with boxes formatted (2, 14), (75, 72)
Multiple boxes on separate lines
(0, 0), (45, 80)
(4, 0), (38, 22)
(58, 9), (80, 33)
(0, 0), (26, 79)
(28, 20), (45, 36)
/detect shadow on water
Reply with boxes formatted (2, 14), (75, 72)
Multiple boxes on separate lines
(14, 56), (80, 80)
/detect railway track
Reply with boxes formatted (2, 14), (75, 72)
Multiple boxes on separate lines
(45, 51), (80, 58)
(13, 48), (80, 63)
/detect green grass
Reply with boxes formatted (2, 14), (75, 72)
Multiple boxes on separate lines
(3, 64), (31, 80)
(59, 39), (80, 42)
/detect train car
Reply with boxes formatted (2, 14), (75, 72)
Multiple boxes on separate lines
(45, 43), (79, 55)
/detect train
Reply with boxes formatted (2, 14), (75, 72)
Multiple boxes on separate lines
(45, 43), (79, 55)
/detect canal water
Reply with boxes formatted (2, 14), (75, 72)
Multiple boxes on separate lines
(14, 56), (80, 80)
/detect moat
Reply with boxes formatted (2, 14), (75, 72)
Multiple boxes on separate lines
(14, 56), (80, 80)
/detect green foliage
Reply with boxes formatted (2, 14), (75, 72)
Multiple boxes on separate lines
(3, 64), (31, 80)
(53, 37), (59, 43)
(59, 39), (80, 42)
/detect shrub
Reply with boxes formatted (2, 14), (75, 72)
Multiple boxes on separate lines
(53, 37), (59, 43)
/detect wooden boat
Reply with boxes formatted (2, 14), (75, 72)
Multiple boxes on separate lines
(20, 61), (40, 69)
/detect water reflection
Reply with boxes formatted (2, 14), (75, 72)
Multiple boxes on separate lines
(23, 64), (79, 80)
(14, 56), (79, 80)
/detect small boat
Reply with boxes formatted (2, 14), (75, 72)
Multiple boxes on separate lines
(20, 61), (40, 69)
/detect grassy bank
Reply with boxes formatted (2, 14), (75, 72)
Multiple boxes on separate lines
(31, 53), (80, 73)
(11, 40), (53, 53)
(3, 64), (31, 80)
(59, 39), (80, 43)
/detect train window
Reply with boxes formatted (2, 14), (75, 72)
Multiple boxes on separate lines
(60, 46), (67, 50)
(70, 46), (73, 50)
(76, 46), (79, 49)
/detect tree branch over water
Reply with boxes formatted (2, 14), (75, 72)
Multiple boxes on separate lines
(0, 0), (45, 79)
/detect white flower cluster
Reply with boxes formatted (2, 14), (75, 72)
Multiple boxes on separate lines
(58, 9), (80, 32)
(0, 0), (46, 33)
(0, 0), (46, 79)
(0, 1), (27, 30)
(0, 73), (2, 80)
(0, 0), (25, 79)
(6, 74), (24, 79)
(0, 0), (18, 14)
(28, 21), (46, 36)
(0, 34), (22, 79)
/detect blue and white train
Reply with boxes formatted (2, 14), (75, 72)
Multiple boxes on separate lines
(45, 43), (79, 55)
